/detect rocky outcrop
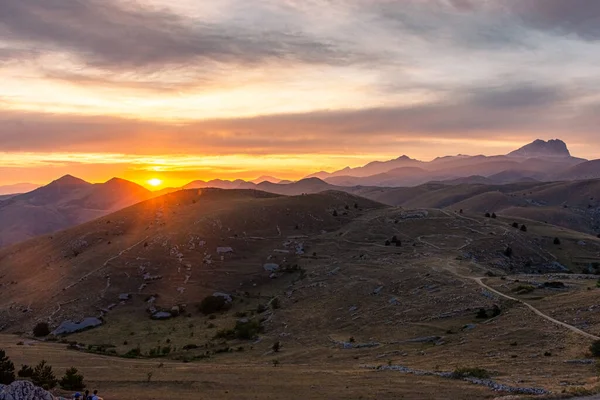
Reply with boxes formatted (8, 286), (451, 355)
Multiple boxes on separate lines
(0, 380), (57, 400)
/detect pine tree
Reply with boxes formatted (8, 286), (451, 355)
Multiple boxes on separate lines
(59, 367), (85, 390)
(0, 349), (15, 385)
(32, 360), (57, 389)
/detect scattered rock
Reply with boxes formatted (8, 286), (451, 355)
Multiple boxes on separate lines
(0, 380), (57, 400)
(372, 286), (384, 295)
(217, 247), (233, 254)
(119, 293), (131, 301)
(151, 311), (172, 320)
(51, 317), (102, 335)
(263, 263), (280, 272)
(213, 292), (233, 303)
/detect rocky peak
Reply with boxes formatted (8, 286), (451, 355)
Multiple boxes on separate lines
(508, 139), (571, 158)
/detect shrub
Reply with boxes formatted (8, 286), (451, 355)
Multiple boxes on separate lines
(491, 305), (501, 317)
(0, 349), (15, 384)
(512, 285), (535, 294)
(475, 308), (488, 319)
(553, 237), (561, 245)
(504, 247), (513, 258)
(451, 367), (491, 380)
(161, 346), (172, 355)
(59, 367), (85, 391)
(31, 360), (57, 389)
(590, 340), (600, 357)
(33, 322), (50, 337)
(272, 341), (281, 353)
(198, 296), (231, 315)
(18, 364), (34, 378)
(122, 346), (141, 358)
(520, 225), (528, 232)
(512, 222), (519, 228)
(214, 319), (263, 341)
(183, 344), (198, 350)
(384, 240), (391, 246)
(485, 212), (491, 218)
(332, 210), (338, 217)
(491, 213), (497, 219)
(270, 297), (281, 310)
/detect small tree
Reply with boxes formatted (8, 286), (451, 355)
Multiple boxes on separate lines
(504, 247), (513, 258)
(520, 225), (528, 232)
(332, 210), (338, 217)
(512, 222), (519, 228)
(18, 364), (34, 378)
(590, 340), (600, 357)
(553, 237), (561, 245)
(59, 367), (85, 391)
(32, 360), (57, 389)
(476, 308), (488, 319)
(384, 240), (391, 246)
(0, 349), (15, 385)
(272, 341), (281, 353)
(33, 322), (50, 337)
(491, 213), (497, 219)
(485, 213), (491, 218)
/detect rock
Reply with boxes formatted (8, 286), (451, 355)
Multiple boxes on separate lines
(151, 311), (172, 320)
(213, 292), (233, 303)
(51, 317), (102, 335)
(263, 263), (280, 272)
(0, 380), (57, 400)
(217, 247), (233, 254)
(170, 306), (180, 316)
(372, 286), (384, 295)
(119, 293), (131, 301)
(462, 324), (476, 331)
(578, 241), (587, 246)
(389, 297), (400, 305)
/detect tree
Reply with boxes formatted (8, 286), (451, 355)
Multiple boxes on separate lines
(459, 209), (464, 214)
(485, 213), (491, 218)
(590, 340), (600, 357)
(396, 240), (402, 247)
(59, 367), (85, 391)
(18, 365), (34, 378)
(504, 247), (513, 258)
(33, 322), (50, 337)
(491, 213), (497, 219)
(198, 295), (230, 315)
(553, 237), (561, 245)
(332, 210), (338, 217)
(272, 341), (281, 353)
(384, 240), (391, 246)
(520, 225), (528, 232)
(31, 360), (57, 389)
(476, 308), (488, 319)
(0, 349), (15, 385)
(391, 235), (398, 243)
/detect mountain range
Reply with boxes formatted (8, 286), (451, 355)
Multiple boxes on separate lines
(2, 139), (600, 247)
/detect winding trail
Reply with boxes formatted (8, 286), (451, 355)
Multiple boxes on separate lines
(471, 276), (600, 340)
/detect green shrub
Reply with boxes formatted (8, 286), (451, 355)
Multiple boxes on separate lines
(512, 285), (535, 294)
(451, 367), (491, 380)
(214, 319), (263, 341)
(198, 296), (231, 315)
(590, 340), (600, 357)
(31, 360), (57, 389)
(18, 364), (34, 378)
(0, 349), (15, 384)
(475, 308), (488, 319)
(33, 322), (50, 337)
(59, 367), (85, 391)
(122, 346), (141, 358)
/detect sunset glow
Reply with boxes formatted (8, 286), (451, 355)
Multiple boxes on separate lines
(147, 178), (163, 187)
(2, 0), (600, 187)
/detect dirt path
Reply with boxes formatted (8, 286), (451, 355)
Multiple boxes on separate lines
(472, 276), (600, 340)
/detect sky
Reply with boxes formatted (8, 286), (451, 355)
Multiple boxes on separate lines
(2, 0), (600, 188)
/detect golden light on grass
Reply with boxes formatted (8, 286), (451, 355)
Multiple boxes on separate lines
(147, 178), (162, 187)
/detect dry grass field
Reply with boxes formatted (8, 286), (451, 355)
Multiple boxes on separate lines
(3, 190), (600, 398)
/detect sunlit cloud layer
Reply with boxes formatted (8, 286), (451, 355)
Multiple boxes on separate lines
(2, 0), (600, 186)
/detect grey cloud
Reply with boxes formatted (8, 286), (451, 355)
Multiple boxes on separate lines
(0, 0), (370, 70)
(505, 0), (600, 40)
(0, 82), (591, 154)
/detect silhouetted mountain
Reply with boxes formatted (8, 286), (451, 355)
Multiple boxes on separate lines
(508, 139), (571, 158)
(0, 182), (40, 195)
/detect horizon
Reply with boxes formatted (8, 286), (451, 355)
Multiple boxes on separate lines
(0, 137), (588, 190)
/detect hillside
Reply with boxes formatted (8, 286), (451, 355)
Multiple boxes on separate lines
(3, 190), (600, 397)
(0, 175), (152, 247)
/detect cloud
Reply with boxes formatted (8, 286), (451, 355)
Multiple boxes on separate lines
(0, 0), (371, 70)
(0, 82), (593, 156)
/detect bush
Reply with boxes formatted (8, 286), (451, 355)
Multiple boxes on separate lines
(214, 319), (263, 341)
(183, 344), (198, 350)
(270, 297), (281, 310)
(512, 222), (519, 228)
(384, 240), (391, 246)
(59, 367), (85, 391)
(272, 341), (281, 353)
(451, 367), (491, 380)
(122, 346), (141, 358)
(475, 308), (488, 319)
(485, 213), (491, 218)
(553, 237), (561, 245)
(332, 210), (338, 217)
(520, 225), (528, 232)
(33, 322), (50, 337)
(18, 364), (34, 378)
(504, 247), (513, 258)
(0, 349), (15, 385)
(491, 213), (497, 219)
(512, 285), (535, 294)
(590, 340), (600, 357)
(31, 360), (57, 389)
(198, 296), (231, 315)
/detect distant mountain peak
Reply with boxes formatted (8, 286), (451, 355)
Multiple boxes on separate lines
(508, 139), (571, 158)
(49, 174), (91, 187)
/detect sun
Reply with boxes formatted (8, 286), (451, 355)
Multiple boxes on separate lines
(147, 178), (162, 187)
